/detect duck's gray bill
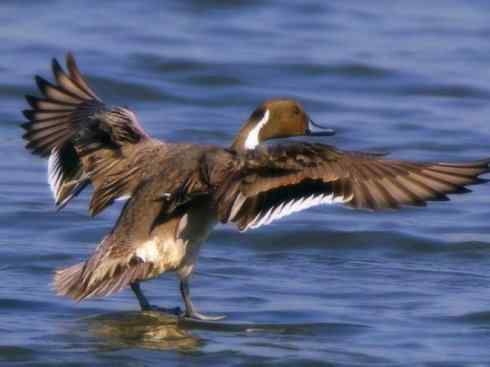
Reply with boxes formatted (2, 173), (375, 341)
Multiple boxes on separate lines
(307, 120), (336, 136)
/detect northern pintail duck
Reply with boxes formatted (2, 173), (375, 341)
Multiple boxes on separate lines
(22, 54), (490, 320)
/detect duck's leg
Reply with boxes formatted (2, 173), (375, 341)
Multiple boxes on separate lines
(131, 282), (151, 309)
(131, 282), (181, 315)
(179, 279), (226, 321)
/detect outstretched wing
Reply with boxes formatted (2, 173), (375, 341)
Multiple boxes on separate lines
(214, 143), (490, 231)
(21, 53), (155, 215)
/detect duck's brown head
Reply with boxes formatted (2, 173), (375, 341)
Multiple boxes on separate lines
(231, 99), (335, 152)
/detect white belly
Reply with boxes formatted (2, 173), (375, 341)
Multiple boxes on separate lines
(136, 203), (217, 280)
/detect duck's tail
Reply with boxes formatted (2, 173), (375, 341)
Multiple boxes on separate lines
(53, 254), (157, 302)
(53, 262), (86, 301)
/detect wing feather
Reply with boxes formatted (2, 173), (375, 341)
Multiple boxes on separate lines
(22, 53), (152, 214)
(214, 143), (489, 230)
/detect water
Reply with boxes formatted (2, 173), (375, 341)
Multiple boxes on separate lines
(1, 1), (490, 366)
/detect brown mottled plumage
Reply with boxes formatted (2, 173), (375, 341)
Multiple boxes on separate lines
(21, 54), (489, 320)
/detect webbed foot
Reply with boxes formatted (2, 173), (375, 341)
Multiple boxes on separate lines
(181, 311), (226, 321)
(142, 305), (182, 316)
(179, 279), (226, 321)
(131, 282), (181, 315)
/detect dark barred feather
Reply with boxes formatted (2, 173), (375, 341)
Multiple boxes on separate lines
(22, 53), (149, 213)
(215, 143), (490, 229)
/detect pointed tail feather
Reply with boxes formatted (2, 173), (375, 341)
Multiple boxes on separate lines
(53, 262), (86, 300)
(54, 257), (157, 302)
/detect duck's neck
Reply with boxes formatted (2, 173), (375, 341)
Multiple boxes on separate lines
(230, 110), (270, 153)
(230, 124), (254, 153)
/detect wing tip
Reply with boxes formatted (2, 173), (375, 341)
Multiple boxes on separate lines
(20, 121), (31, 131)
(66, 51), (76, 68)
(64, 51), (100, 101)
(25, 95), (39, 108)
(51, 57), (64, 77)
(22, 109), (34, 120)
(34, 75), (51, 95)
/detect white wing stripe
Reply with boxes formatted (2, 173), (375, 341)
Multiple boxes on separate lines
(244, 192), (347, 231)
(115, 195), (131, 202)
(47, 148), (62, 203)
(266, 202), (286, 226)
(230, 193), (247, 221)
(255, 206), (275, 228)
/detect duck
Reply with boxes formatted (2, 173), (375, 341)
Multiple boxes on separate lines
(22, 54), (490, 321)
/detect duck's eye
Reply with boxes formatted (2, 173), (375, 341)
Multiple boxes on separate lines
(293, 106), (301, 115)
(251, 107), (265, 120)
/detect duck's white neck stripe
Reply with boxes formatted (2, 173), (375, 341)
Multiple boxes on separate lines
(244, 109), (270, 150)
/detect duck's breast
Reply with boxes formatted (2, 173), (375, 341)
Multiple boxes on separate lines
(143, 198), (217, 279)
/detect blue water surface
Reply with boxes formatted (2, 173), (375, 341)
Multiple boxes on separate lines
(1, 1), (490, 366)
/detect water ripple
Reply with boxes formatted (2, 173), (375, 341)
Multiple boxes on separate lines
(397, 83), (490, 99)
(2, 0), (490, 366)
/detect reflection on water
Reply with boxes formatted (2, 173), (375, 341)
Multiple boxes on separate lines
(87, 311), (202, 352)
